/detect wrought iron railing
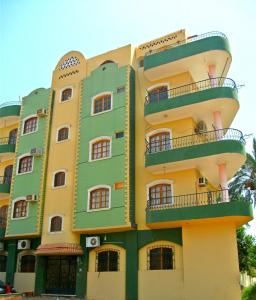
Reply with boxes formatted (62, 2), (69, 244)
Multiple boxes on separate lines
(146, 128), (244, 154)
(0, 101), (21, 109)
(147, 189), (251, 210)
(0, 176), (12, 185)
(0, 136), (17, 145)
(145, 77), (236, 104)
(145, 31), (227, 56)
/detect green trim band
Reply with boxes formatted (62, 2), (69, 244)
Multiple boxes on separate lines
(0, 105), (21, 118)
(0, 183), (10, 194)
(0, 144), (15, 154)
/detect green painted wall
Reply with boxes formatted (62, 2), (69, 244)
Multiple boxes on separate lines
(75, 63), (134, 229)
(6, 88), (51, 236)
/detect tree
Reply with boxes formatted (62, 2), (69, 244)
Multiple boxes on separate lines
(242, 283), (256, 300)
(229, 137), (256, 206)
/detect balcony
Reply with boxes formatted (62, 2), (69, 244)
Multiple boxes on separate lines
(0, 176), (11, 198)
(144, 31), (231, 81)
(146, 190), (253, 228)
(0, 101), (21, 127)
(145, 128), (245, 185)
(144, 77), (238, 126)
(0, 136), (16, 159)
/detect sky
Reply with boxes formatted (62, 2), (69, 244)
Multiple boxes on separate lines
(0, 0), (256, 231)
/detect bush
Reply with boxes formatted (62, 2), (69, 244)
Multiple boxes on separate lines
(242, 283), (256, 300)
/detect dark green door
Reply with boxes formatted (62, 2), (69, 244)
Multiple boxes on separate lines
(45, 256), (77, 295)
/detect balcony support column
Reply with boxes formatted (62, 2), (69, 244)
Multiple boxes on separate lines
(213, 111), (223, 139)
(208, 64), (217, 87)
(218, 163), (229, 202)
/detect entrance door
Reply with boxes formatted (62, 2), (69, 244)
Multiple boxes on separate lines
(45, 256), (77, 295)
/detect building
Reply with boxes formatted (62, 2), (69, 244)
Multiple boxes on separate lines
(0, 29), (253, 300)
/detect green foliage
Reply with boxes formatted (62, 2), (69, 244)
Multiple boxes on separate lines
(242, 283), (256, 300)
(237, 227), (256, 277)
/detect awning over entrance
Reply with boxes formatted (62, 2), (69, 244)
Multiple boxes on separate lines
(35, 243), (83, 256)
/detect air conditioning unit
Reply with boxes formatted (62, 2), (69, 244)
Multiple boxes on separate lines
(17, 240), (31, 250)
(86, 236), (100, 248)
(26, 194), (37, 202)
(198, 177), (208, 187)
(195, 121), (207, 134)
(37, 108), (47, 117)
(30, 148), (43, 157)
(0, 242), (4, 251)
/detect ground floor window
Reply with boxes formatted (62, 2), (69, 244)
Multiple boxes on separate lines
(20, 254), (35, 272)
(148, 246), (174, 270)
(96, 250), (119, 272)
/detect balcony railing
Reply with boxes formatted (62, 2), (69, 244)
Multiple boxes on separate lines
(0, 136), (17, 146)
(145, 77), (236, 105)
(0, 101), (21, 109)
(147, 189), (251, 210)
(145, 31), (227, 56)
(0, 176), (12, 185)
(146, 128), (244, 154)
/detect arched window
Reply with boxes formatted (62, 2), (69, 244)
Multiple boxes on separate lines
(61, 88), (72, 102)
(89, 187), (110, 210)
(96, 250), (119, 272)
(53, 171), (66, 187)
(50, 216), (62, 232)
(23, 117), (38, 134)
(148, 85), (169, 103)
(13, 200), (27, 218)
(20, 255), (35, 272)
(0, 206), (8, 227)
(148, 131), (170, 153)
(91, 139), (110, 160)
(0, 255), (7, 272)
(149, 183), (173, 207)
(18, 156), (33, 173)
(8, 128), (17, 145)
(3, 165), (13, 184)
(57, 127), (69, 142)
(93, 94), (112, 115)
(148, 246), (174, 270)
(100, 60), (115, 66)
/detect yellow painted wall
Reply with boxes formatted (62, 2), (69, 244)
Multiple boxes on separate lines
(87, 244), (125, 300)
(13, 272), (35, 293)
(0, 123), (18, 140)
(0, 159), (14, 177)
(182, 223), (241, 300)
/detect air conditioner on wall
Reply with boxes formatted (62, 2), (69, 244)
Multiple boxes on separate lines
(86, 236), (100, 248)
(198, 177), (208, 187)
(26, 194), (37, 202)
(17, 240), (31, 250)
(0, 242), (4, 251)
(30, 148), (43, 157)
(37, 108), (47, 117)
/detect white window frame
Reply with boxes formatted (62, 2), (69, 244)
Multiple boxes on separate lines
(48, 214), (64, 233)
(56, 125), (71, 143)
(146, 128), (172, 152)
(11, 197), (29, 220)
(16, 153), (34, 175)
(52, 169), (67, 189)
(89, 136), (112, 162)
(91, 91), (113, 116)
(59, 86), (73, 103)
(21, 114), (38, 136)
(146, 83), (170, 101)
(87, 185), (111, 212)
(146, 179), (174, 206)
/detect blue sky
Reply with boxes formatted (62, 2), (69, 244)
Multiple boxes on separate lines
(1, 0), (256, 231)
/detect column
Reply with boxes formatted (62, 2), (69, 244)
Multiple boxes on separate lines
(213, 111), (223, 140)
(34, 256), (46, 295)
(208, 64), (217, 87)
(126, 231), (138, 300)
(76, 236), (89, 298)
(6, 240), (17, 285)
(218, 163), (229, 202)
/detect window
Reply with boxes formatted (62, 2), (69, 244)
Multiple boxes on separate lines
(50, 216), (62, 232)
(149, 184), (172, 206)
(148, 85), (168, 103)
(20, 255), (35, 272)
(92, 139), (110, 160)
(148, 247), (174, 270)
(61, 88), (72, 102)
(89, 188), (110, 210)
(0, 255), (7, 272)
(54, 172), (65, 187)
(93, 94), (112, 114)
(18, 156), (33, 174)
(149, 132), (170, 153)
(8, 128), (17, 145)
(97, 250), (119, 272)
(0, 206), (8, 227)
(23, 117), (38, 134)
(100, 60), (115, 66)
(57, 127), (69, 142)
(13, 200), (27, 218)
(4, 165), (13, 184)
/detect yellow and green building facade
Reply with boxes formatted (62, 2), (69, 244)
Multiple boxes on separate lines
(0, 29), (253, 300)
